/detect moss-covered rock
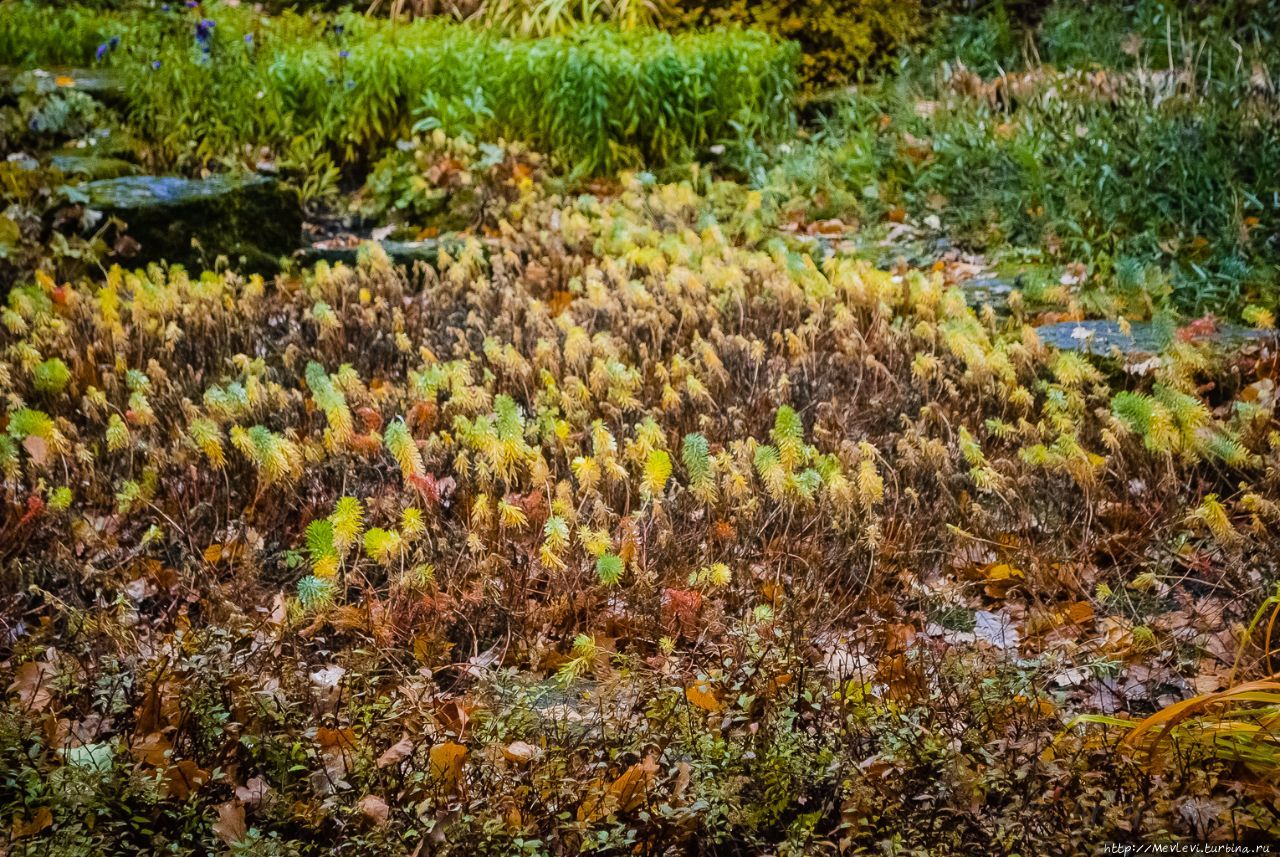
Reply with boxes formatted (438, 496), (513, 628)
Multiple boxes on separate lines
(82, 173), (301, 273)
(50, 153), (137, 180)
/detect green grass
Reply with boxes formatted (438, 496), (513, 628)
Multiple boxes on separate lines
(0, 1), (797, 175)
(746, 0), (1280, 316)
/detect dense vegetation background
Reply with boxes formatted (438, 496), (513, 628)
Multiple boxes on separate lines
(1, 1), (1279, 854)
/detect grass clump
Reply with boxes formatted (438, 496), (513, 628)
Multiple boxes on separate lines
(0, 1), (797, 175)
(741, 0), (1280, 315)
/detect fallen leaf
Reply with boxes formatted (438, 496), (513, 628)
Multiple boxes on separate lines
(429, 741), (467, 789)
(503, 740), (541, 764)
(578, 755), (660, 821)
(235, 776), (271, 806)
(22, 434), (48, 466)
(130, 731), (172, 766)
(163, 760), (209, 800)
(610, 755), (659, 812)
(8, 661), (56, 713)
(11, 806), (52, 838)
(377, 736), (415, 769)
(213, 801), (247, 846)
(974, 610), (1021, 651)
(685, 680), (721, 713)
(357, 794), (390, 825)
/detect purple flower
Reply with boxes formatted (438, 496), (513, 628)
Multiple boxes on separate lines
(151, 60), (162, 70)
(185, 1), (198, 7)
(109, 36), (120, 49)
(244, 33), (253, 43)
(339, 49), (349, 59)
(96, 42), (109, 61)
(195, 18), (215, 43)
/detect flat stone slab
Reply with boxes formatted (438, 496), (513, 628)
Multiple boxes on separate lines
(1037, 319), (1274, 356)
(82, 174), (301, 274)
(294, 237), (467, 269)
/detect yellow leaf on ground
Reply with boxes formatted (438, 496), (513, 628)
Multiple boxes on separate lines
(685, 680), (721, 712)
(429, 741), (467, 789)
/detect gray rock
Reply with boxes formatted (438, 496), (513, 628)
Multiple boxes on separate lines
(82, 173), (301, 274)
(1036, 319), (1274, 356)
(294, 238), (466, 269)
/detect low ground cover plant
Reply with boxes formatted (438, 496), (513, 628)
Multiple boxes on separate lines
(2, 1), (1280, 853)
(1, 169), (1278, 851)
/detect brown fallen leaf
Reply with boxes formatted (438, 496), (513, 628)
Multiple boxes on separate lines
(130, 731), (172, 767)
(212, 801), (247, 846)
(235, 776), (272, 807)
(11, 806), (52, 839)
(163, 760), (209, 800)
(22, 434), (49, 465)
(578, 755), (660, 822)
(357, 794), (390, 826)
(377, 736), (415, 769)
(8, 661), (56, 713)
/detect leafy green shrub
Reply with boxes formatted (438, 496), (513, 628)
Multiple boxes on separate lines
(677, 0), (923, 90)
(361, 131), (545, 229)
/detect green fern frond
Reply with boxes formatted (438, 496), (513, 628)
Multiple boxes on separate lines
(8, 408), (57, 443)
(305, 361), (353, 445)
(401, 506), (425, 538)
(32, 358), (70, 395)
(363, 527), (403, 564)
(754, 444), (786, 498)
(681, 432), (714, 495)
(230, 425), (303, 487)
(188, 417), (226, 468)
(305, 519), (336, 561)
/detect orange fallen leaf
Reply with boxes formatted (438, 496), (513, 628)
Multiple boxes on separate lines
(130, 731), (172, 767)
(503, 740), (541, 764)
(685, 680), (721, 713)
(609, 755), (659, 812)
(163, 760), (209, 800)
